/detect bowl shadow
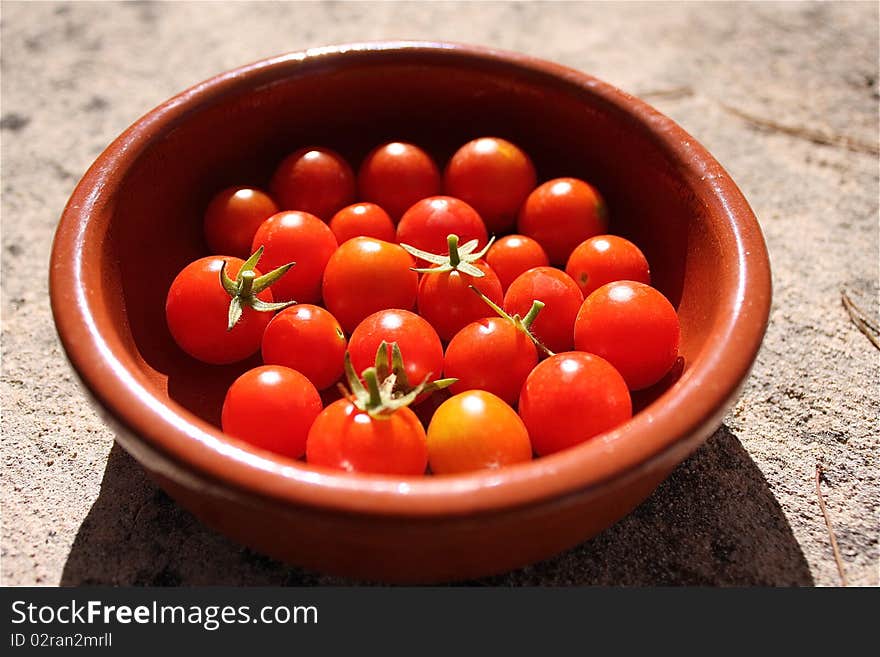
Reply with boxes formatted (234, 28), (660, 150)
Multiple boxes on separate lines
(60, 424), (812, 586)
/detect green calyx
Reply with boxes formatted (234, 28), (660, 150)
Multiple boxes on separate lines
(220, 246), (296, 331)
(400, 233), (496, 278)
(469, 285), (555, 358)
(341, 341), (457, 420)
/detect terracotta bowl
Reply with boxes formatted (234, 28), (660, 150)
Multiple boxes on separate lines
(49, 42), (771, 583)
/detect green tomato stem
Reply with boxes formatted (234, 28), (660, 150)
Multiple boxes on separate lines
(447, 234), (461, 268)
(532, 338), (556, 359)
(468, 285), (555, 357)
(238, 270), (255, 297)
(402, 234), (496, 277)
(219, 247), (296, 331)
(363, 368), (383, 408)
(340, 343), (458, 418)
(522, 300), (545, 330)
(469, 284), (508, 320)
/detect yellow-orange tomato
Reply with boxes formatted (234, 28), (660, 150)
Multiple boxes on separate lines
(426, 390), (533, 474)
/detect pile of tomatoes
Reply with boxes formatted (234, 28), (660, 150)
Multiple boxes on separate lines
(165, 138), (680, 476)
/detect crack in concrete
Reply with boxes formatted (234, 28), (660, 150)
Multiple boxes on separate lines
(719, 102), (879, 156)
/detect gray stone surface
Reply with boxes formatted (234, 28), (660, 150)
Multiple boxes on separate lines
(1, 1), (877, 586)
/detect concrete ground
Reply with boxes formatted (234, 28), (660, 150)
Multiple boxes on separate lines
(1, 1), (877, 586)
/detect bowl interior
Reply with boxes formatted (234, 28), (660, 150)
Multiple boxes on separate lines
(57, 46), (764, 511)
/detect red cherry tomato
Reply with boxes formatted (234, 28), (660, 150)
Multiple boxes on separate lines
(221, 365), (323, 459)
(485, 234), (550, 291)
(348, 309), (444, 389)
(203, 186), (279, 259)
(503, 267), (584, 354)
(417, 260), (503, 342)
(270, 146), (355, 219)
(426, 390), (533, 474)
(518, 352), (631, 456)
(443, 317), (538, 406)
(565, 235), (650, 297)
(261, 304), (347, 390)
(251, 211), (338, 305)
(306, 399), (427, 475)
(328, 202), (396, 244)
(358, 142), (441, 221)
(322, 237), (418, 334)
(443, 137), (536, 234)
(573, 281), (680, 390)
(517, 177), (608, 265)
(165, 256), (273, 364)
(396, 197), (488, 264)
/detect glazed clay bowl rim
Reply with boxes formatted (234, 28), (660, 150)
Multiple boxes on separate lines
(50, 41), (771, 518)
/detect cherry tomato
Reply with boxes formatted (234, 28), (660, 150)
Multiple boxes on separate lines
(322, 237), (418, 334)
(574, 281), (680, 390)
(328, 202), (396, 244)
(358, 142), (441, 221)
(165, 256), (273, 364)
(261, 304), (347, 390)
(485, 234), (550, 291)
(396, 197), (488, 264)
(418, 260), (503, 342)
(306, 399), (427, 475)
(517, 177), (608, 265)
(443, 137), (536, 234)
(565, 235), (650, 297)
(221, 365), (323, 459)
(270, 146), (356, 219)
(203, 186), (279, 259)
(251, 210), (338, 305)
(348, 309), (444, 389)
(518, 352), (632, 456)
(443, 317), (538, 406)
(503, 267), (584, 354)
(426, 390), (533, 474)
